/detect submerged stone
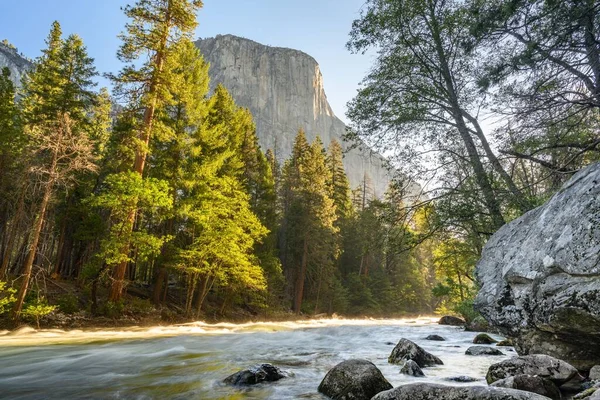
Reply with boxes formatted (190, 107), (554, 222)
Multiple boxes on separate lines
(223, 363), (286, 385)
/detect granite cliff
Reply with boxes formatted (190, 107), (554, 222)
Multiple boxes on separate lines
(0, 42), (32, 87)
(196, 34), (392, 196)
(475, 162), (600, 370)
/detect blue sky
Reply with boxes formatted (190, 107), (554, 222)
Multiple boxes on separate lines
(0, 0), (374, 123)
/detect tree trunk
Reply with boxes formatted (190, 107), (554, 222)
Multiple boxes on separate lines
(293, 237), (308, 314)
(0, 189), (25, 280)
(429, 6), (505, 230)
(11, 182), (53, 319)
(109, 16), (170, 302)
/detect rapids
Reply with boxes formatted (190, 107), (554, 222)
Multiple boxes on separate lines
(0, 317), (513, 399)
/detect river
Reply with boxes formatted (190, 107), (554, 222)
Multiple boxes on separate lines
(0, 318), (513, 399)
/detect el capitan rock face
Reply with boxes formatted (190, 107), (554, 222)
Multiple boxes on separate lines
(196, 34), (394, 197)
(475, 162), (600, 370)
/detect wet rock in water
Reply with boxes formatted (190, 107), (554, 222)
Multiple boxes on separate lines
(466, 346), (504, 356)
(438, 316), (465, 326)
(473, 333), (498, 344)
(474, 163), (600, 371)
(400, 360), (425, 377)
(497, 339), (513, 347)
(318, 359), (393, 400)
(388, 338), (443, 367)
(491, 375), (562, 400)
(486, 355), (580, 385)
(466, 316), (490, 332)
(445, 376), (479, 383)
(425, 334), (446, 341)
(371, 383), (553, 399)
(223, 363), (286, 385)
(590, 365), (600, 381)
(385, 341), (396, 346)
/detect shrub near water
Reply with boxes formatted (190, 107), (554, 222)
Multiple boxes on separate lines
(0, 281), (16, 315)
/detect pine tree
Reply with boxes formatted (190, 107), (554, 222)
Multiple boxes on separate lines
(281, 131), (338, 314)
(107, 0), (203, 301)
(176, 85), (268, 317)
(12, 23), (101, 318)
(327, 139), (352, 222)
(0, 67), (24, 280)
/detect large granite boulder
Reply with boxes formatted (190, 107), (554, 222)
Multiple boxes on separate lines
(486, 355), (580, 385)
(371, 383), (552, 399)
(388, 338), (443, 367)
(318, 359), (393, 400)
(491, 375), (562, 400)
(475, 163), (600, 370)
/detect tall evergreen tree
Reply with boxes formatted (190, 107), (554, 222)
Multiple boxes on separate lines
(12, 23), (101, 318)
(0, 67), (23, 280)
(281, 132), (338, 314)
(107, 0), (204, 301)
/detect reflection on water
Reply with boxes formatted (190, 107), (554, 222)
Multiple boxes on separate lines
(0, 318), (514, 399)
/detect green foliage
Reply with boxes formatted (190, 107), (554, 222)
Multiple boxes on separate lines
(22, 298), (56, 328)
(125, 298), (154, 315)
(100, 301), (124, 319)
(56, 293), (80, 315)
(90, 172), (173, 266)
(452, 298), (480, 325)
(0, 281), (16, 315)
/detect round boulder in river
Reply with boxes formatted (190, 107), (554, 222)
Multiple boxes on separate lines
(318, 359), (393, 400)
(425, 334), (446, 341)
(473, 333), (498, 344)
(400, 360), (425, 377)
(486, 354), (580, 385)
(438, 316), (465, 326)
(223, 363), (286, 385)
(491, 375), (562, 400)
(371, 383), (553, 399)
(465, 346), (504, 356)
(388, 338), (443, 367)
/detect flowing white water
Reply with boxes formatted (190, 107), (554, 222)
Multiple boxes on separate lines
(0, 317), (514, 399)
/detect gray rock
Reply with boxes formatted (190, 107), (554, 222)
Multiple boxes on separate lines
(388, 338), (443, 367)
(497, 339), (514, 347)
(486, 355), (580, 385)
(444, 376), (479, 382)
(466, 346), (505, 356)
(425, 334), (446, 341)
(371, 383), (552, 400)
(491, 375), (562, 400)
(318, 359), (393, 400)
(590, 365), (600, 381)
(466, 316), (491, 332)
(474, 333), (499, 344)
(438, 316), (465, 326)
(196, 35), (402, 198)
(0, 42), (32, 88)
(223, 363), (286, 385)
(475, 163), (600, 370)
(400, 360), (424, 377)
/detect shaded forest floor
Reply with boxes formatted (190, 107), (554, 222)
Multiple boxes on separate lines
(0, 277), (300, 331)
